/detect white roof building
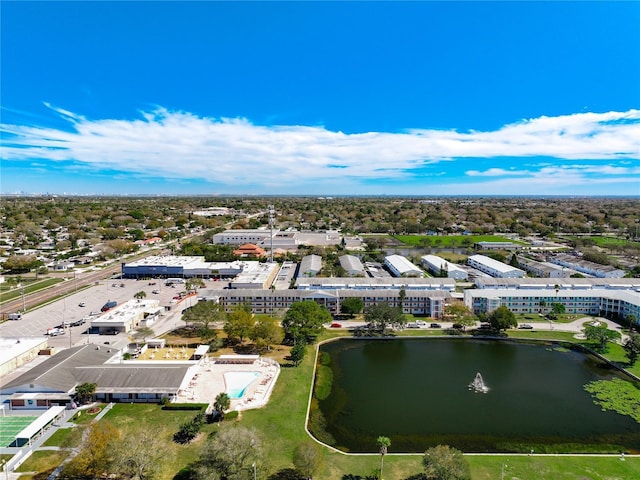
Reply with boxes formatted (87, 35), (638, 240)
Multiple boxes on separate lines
(465, 287), (640, 321)
(299, 255), (323, 277)
(550, 254), (626, 278)
(295, 277), (456, 291)
(384, 255), (423, 277)
(339, 255), (365, 276)
(230, 262), (279, 289)
(90, 299), (161, 334)
(467, 254), (525, 278)
(420, 255), (468, 280)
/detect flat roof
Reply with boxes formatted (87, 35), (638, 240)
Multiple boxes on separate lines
(16, 406), (66, 440)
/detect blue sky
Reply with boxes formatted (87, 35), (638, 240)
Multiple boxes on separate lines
(1, 1), (639, 196)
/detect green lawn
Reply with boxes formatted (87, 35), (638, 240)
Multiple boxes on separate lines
(394, 234), (526, 247)
(0, 278), (63, 304)
(561, 235), (639, 248)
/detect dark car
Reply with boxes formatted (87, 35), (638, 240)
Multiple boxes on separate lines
(429, 323), (442, 328)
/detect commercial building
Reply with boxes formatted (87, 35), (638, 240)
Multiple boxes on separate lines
(90, 299), (161, 334)
(230, 262), (279, 289)
(121, 255), (267, 279)
(0, 337), (49, 377)
(420, 255), (468, 280)
(384, 255), (424, 277)
(467, 254), (525, 278)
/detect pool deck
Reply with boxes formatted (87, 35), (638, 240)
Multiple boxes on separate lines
(174, 356), (280, 412)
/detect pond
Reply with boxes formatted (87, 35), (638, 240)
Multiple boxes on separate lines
(310, 338), (640, 453)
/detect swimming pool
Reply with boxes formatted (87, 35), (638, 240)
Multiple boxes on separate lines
(224, 371), (260, 399)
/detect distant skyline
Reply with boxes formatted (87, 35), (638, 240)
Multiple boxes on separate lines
(1, 1), (639, 196)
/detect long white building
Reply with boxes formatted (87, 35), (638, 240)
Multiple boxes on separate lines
(550, 254), (626, 278)
(420, 255), (468, 280)
(295, 277), (456, 291)
(467, 254), (525, 278)
(465, 287), (640, 321)
(384, 255), (423, 277)
(211, 288), (450, 318)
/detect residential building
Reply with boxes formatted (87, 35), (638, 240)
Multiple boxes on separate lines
(384, 255), (423, 277)
(339, 254), (365, 276)
(467, 254), (525, 278)
(420, 255), (468, 280)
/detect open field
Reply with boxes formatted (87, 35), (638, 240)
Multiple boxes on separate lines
(393, 234), (526, 247)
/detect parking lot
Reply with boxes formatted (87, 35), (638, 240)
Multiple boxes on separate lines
(0, 277), (229, 351)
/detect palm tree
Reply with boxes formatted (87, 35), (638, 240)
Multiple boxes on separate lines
(377, 436), (391, 479)
(134, 290), (147, 302)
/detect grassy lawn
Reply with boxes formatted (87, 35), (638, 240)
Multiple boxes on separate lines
(100, 403), (217, 479)
(42, 427), (83, 448)
(394, 234), (526, 247)
(467, 454), (640, 480)
(15, 450), (68, 478)
(0, 278), (63, 304)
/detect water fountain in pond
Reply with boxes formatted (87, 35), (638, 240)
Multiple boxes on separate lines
(468, 372), (489, 393)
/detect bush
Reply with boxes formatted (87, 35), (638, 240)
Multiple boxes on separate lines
(162, 403), (207, 411)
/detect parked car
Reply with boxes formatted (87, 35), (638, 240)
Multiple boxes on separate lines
(152, 290), (160, 294)
(518, 324), (533, 329)
(101, 300), (117, 312)
(429, 323), (442, 328)
(78, 302), (86, 307)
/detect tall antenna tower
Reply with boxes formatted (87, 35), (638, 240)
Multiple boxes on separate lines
(268, 205), (275, 263)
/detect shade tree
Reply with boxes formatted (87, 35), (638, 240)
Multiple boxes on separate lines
(281, 300), (330, 344)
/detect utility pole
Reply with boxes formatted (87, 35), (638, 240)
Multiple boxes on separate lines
(268, 205), (275, 263)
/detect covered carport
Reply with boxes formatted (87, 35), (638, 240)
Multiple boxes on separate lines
(13, 405), (66, 447)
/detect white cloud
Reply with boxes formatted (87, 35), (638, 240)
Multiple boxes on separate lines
(1, 106), (639, 189)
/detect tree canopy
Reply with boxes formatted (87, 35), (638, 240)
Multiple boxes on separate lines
(224, 305), (255, 343)
(487, 306), (517, 331)
(182, 300), (226, 340)
(250, 315), (283, 351)
(194, 425), (264, 480)
(75, 382), (97, 404)
(364, 302), (406, 333)
(443, 302), (477, 329)
(583, 325), (620, 352)
(422, 445), (470, 480)
(292, 442), (324, 480)
(340, 297), (364, 317)
(281, 300), (330, 343)
(623, 332), (640, 365)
